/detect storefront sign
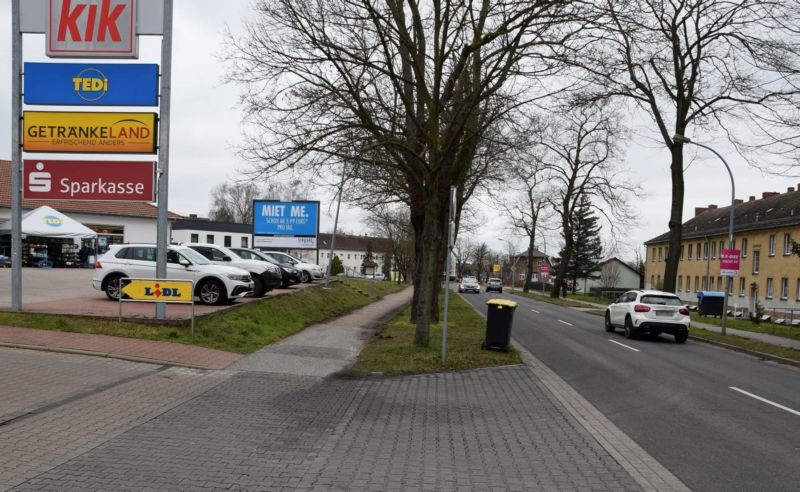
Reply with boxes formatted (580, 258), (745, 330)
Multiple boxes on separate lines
(540, 264), (550, 274)
(252, 200), (319, 249)
(23, 160), (155, 201)
(720, 249), (740, 276)
(492, 264), (501, 273)
(47, 0), (138, 58)
(24, 62), (159, 106)
(23, 111), (157, 154)
(121, 279), (193, 302)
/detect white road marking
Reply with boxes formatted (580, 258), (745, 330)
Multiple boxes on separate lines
(557, 320), (573, 326)
(530, 309), (540, 314)
(608, 339), (641, 352)
(729, 387), (800, 417)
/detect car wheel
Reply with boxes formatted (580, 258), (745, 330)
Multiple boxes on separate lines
(198, 279), (227, 305)
(604, 312), (615, 332)
(674, 331), (688, 344)
(104, 274), (126, 301)
(300, 271), (311, 283)
(252, 275), (266, 297)
(624, 316), (635, 339)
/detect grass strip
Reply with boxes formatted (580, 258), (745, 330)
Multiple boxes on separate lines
(569, 294), (614, 305)
(690, 313), (800, 341)
(0, 279), (408, 353)
(506, 289), (589, 308)
(351, 292), (520, 375)
(689, 327), (800, 364)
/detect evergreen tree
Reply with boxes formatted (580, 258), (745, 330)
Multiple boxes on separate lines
(331, 255), (344, 276)
(566, 196), (603, 292)
(382, 253), (392, 280)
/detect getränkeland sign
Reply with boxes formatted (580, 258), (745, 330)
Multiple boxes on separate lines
(23, 111), (157, 153)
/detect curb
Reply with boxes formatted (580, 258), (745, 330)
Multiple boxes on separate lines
(0, 341), (218, 370)
(687, 335), (800, 369)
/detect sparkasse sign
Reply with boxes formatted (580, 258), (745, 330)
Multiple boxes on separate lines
(252, 200), (320, 249)
(23, 111), (157, 154)
(24, 62), (159, 106)
(47, 0), (138, 58)
(23, 160), (155, 201)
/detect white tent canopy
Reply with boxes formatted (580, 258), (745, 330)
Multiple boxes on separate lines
(0, 206), (97, 239)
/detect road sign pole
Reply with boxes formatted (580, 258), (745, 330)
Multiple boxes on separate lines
(155, 0), (174, 320)
(11, 1), (22, 312)
(442, 186), (456, 364)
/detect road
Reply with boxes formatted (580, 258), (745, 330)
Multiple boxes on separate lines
(459, 288), (800, 492)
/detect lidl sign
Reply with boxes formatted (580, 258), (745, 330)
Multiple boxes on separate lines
(24, 62), (158, 106)
(23, 111), (157, 154)
(47, 0), (138, 58)
(121, 279), (193, 303)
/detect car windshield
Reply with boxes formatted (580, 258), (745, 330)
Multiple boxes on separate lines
(641, 295), (682, 306)
(489, 279), (501, 284)
(217, 245), (243, 260)
(179, 247), (211, 265)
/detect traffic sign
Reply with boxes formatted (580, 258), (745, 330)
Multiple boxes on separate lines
(23, 160), (155, 201)
(121, 279), (193, 302)
(24, 62), (159, 106)
(492, 264), (501, 273)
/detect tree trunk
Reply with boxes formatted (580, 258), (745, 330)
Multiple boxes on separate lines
(663, 144), (684, 293)
(551, 235), (573, 298)
(413, 193), (444, 347)
(523, 233), (535, 293)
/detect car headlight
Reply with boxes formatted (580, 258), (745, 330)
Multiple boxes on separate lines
(227, 274), (252, 282)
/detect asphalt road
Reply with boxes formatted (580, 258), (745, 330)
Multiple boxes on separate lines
(459, 288), (800, 492)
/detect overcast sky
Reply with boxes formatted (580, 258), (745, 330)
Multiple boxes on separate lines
(1, 0), (796, 261)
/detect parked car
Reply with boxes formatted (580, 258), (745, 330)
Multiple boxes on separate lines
(458, 277), (480, 293)
(229, 247), (301, 288)
(604, 289), (690, 343)
(182, 243), (282, 296)
(486, 278), (503, 293)
(259, 251), (325, 283)
(92, 244), (254, 305)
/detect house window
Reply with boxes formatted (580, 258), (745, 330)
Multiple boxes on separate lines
(224, 236), (232, 247)
(753, 250), (760, 274)
(651, 248), (656, 263)
(711, 241), (716, 259)
(695, 276), (700, 291)
(781, 278), (789, 299)
(658, 247), (662, 261)
(702, 276), (708, 291)
(657, 275), (661, 288)
(739, 277), (746, 297)
(678, 276), (683, 291)
(241, 237), (248, 248)
(717, 276), (722, 291)
(766, 278), (774, 299)
(703, 242), (709, 259)
(688, 244), (693, 260)
(680, 245), (684, 260)
(727, 277), (733, 295)
(190, 233), (199, 243)
(719, 240), (725, 255)
(347, 254), (351, 259)
(768, 234), (776, 256)
(206, 234), (214, 244)
(519, 272), (525, 281)
(784, 233), (792, 255)
(651, 275), (655, 288)
(742, 238), (748, 257)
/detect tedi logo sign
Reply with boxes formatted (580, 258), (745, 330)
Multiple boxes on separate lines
(43, 215), (63, 227)
(73, 67), (108, 102)
(47, 0), (138, 58)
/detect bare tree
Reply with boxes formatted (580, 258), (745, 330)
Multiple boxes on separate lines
(366, 205), (414, 284)
(471, 242), (491, 281)
(599, 260), (622, 289)
(224, 0), (574, 346)
(208, 181), (259, 223)
(573, 0), (800, 292)
(537, 101), (636, 298)
(453, 237), (476, 279)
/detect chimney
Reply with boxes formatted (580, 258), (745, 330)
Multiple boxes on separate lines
(734, 199), (743, 205)
(707, 204), (718, 210)
(695, 207), (708, 216)
(763, 191), (779, 199)
(749, 196), (756, 202)
(788, 187), (795, 193)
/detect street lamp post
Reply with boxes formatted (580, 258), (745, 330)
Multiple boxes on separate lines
(673, 134), (735, 335)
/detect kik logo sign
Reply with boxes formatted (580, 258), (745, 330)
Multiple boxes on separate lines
(47, 0), (137, 58)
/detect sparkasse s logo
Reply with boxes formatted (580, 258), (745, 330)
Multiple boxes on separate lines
(47, 0), (137, 58)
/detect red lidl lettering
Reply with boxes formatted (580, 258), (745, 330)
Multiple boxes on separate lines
(57, 0), (86, 41)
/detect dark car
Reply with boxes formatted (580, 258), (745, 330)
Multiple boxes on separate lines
(230, 247), (302, 288)
(486, 278), (503, 293)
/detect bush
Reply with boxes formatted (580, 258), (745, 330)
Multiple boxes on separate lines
(331, 255), (344, 276)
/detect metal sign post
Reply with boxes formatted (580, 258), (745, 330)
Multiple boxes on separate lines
(442, 186), (456, 364)
(155, 0), (174, 320)
(11, 1), (22, 311)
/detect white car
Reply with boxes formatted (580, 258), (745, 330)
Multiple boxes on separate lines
(182, 243), (282, 297)
(604, 290), (690, 343)
(259, 251), (325, 283)
(458, 277), (480, 293)
(92, 244), (254, 305)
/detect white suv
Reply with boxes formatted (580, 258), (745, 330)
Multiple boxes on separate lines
(92, 244), (254, 305)
(182, 243), (282, 297)
(604, 290), (690, 343)
(260, 251), (325, 283)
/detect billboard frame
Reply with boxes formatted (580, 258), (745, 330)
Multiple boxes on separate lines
(252, 200), (321, 261)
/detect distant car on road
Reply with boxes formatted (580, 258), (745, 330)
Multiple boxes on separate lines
(458, 277), (480, 293)
(486, 278), (503, 293)
(604, 289), (690, 343)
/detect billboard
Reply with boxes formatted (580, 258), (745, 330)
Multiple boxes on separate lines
(720, 249), (740, 277)
(23, 160), (155, 201)
(253, 200), (319, 249)
(121, 279), (193, 303)
(47, 0), (138, 58)
(24, 62), (159, 106)
(23, 111), (157, 154)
